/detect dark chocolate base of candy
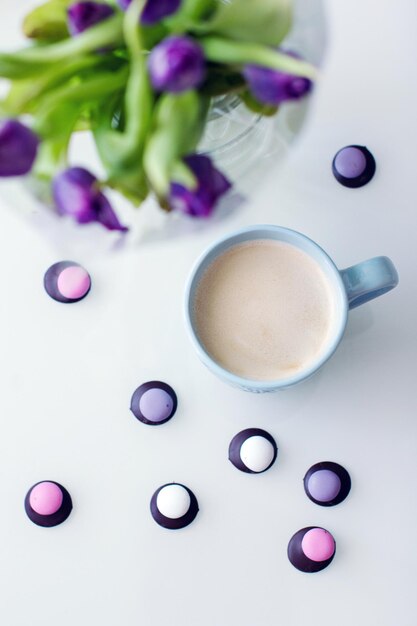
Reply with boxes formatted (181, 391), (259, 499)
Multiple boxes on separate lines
(229, 428), (278, 474)
(332, 145), (376, 188)
(25, 482), (73, 528)
(288, 527), (335, 573)
(130, 381), (177, 426)
(44, 261), (91, 303)
(304, 461), (351, 507)
(150, 484), (199, 530)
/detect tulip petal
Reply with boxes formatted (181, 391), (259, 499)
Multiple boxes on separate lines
(67, 2), (114, 36)
(0, 119), (39, 177)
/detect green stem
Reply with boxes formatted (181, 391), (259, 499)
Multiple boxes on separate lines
(123, 0), (152, 145)
(1, 55), (102, 114)
(45, 67), (128, 106)
(93, 0), (152, 179)
(200, 36), (317, 79)
(0, 13), (123, 78)
(144, 91), (209, 197)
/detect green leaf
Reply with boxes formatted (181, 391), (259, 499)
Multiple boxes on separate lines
(200, 37), (317, 79)
(92, 0), (153, 207)
(143, 91), (209, 197)
(0, 12), (123, 77)
(33, 102), (80, 179)
(1, 55), (100, 115)
(164, 0), (217, 32)
(23, 0), (71, 42)
(106, 170), (149, 206)
(204, 0), (292, 47)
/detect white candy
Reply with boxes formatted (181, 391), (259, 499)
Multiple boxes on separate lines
(239, 436), (275, 473)
(156, 484), (191, 519)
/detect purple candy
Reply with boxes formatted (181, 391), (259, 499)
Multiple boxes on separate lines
(332, 145), (376, 188)
(304, 461), (351, 507)
(139, 388), (174, 423)
(307, 470), (341, 503)
(130, 381), (177, 426)
(334, 146), (366, 178)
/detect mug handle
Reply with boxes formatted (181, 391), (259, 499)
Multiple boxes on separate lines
(340, 256), (399, 310)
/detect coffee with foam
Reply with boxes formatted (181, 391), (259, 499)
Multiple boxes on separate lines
(193, 239), (334, 381)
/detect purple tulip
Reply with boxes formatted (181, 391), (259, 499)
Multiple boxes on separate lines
(0, 119), (39, 177)
(148, 36), (206, 93)
(67, 2), (114, 36)
(52, 167), (128, 231)
(243, 64), (312, 106)
(117, 0), (181, 24)
(169, 155), (231, 218)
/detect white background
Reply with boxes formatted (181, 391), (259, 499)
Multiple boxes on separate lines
(0, 1), (416, 625)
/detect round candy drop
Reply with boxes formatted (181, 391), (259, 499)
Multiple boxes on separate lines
(44, 261), (91, 303)
(288, 526), (336, 573)
(332, 145), (376, 188)
(229, 428), (277, 474)
(304, 461), (351, 507)
(150, 483), (199, 530)
(130, 381), (177, 425)
(25, 481), (73, 527)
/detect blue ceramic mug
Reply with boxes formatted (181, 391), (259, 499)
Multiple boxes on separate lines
(184, 225), (399, 392)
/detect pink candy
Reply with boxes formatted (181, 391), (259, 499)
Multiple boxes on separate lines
(57, 266), (91, 300)
(29, 481), (63, 516)
(301, 528), (335, 562)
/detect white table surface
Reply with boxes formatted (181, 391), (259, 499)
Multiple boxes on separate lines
(1, 1), (417, 625)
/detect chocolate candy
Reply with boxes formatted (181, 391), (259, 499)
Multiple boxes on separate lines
(44, 261), (91, 303)
(288, 527), (336, 573)
(150, 483), (199, 530)
(25, 481), (73, 527)
(130, 381), (177, 425)
(229, 428), (278, 474)
(304, 461), (351, 507)
(332, 145), (376, 188)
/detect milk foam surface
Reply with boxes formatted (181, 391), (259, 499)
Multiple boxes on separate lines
(193, 240), (334, 381)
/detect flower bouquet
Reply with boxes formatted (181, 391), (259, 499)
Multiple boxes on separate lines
(0, 0), (316, 233)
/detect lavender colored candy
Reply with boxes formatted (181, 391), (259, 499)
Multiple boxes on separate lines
(304, 461), (351, 507)
(139, 388), (174, 423)
(334, 147), (366, 178)
(307, 470), (341, 503)
(130, 381), (177, 425)
(332, 145), (376, 188)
